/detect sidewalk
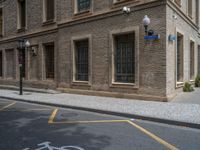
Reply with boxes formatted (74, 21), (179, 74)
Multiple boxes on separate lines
(0, 88), (200, 128)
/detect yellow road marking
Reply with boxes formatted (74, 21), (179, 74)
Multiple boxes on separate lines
(48, 108), (127, 124)
(48, 109), (179, 150)
(51, 120), (128, 124)
(48, 108), (58, 123)
(24, 108), (52, 111)
(0, 101), (16, 111)
(126, 120), (179, 150)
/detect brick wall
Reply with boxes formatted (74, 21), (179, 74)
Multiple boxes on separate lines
(0, 0), (199, 100)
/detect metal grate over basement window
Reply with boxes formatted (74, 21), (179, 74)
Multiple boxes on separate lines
(75, 40), (89, 81)
(115, 33), (135, 83)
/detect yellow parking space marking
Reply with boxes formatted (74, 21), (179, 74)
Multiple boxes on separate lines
(48, 109), (179, 150)
(0, 101), (16, 111)
(51, 119), (128, 124)
(24, 108), (53, 111)
(48, 108), (58, 123)
(126, 120), (179, 150)
(48, 108), (127, 124)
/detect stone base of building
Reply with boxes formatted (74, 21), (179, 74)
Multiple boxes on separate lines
(0, 80), (177, 102)
(57, 88), (170, 102)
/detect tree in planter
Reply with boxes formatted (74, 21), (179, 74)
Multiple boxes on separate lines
(183, 82), (194, 92)
(195, 75), (200, 87)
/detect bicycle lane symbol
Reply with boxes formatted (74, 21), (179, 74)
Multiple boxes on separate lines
(22, 141), (85, 150)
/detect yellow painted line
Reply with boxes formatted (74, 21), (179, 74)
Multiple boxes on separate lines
(0, 101), (16, 111)
(48, 108), (128, 124)
(48, 108), (58, 123)
(51, 120), (128, 124)
(127, 120), (179, 150)
(24, 108), (52, 111)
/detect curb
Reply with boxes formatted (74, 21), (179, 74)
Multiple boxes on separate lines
(1, 96), (200, 129)
(0, 85), (60, 94)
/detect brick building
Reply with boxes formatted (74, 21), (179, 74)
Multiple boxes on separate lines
(0, 0), (199, 101)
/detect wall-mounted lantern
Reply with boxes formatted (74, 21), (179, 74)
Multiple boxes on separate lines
(142, 15), (160, 40)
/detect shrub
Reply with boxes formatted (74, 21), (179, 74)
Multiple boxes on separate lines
(183, 82), (194, 92)
(195, 75), (200, 87)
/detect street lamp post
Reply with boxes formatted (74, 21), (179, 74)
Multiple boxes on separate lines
(17, 39), (30, 95)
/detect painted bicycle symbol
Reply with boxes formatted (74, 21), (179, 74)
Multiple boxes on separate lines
(23, 141), (85, 150)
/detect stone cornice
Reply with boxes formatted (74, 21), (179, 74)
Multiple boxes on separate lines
(0, 0), (166, 44)
(58, 0), (166, 29)
(0, 28), (58, 44)
(167, 0), (199, 33)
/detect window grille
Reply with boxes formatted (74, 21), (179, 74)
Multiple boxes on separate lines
(0, 51), (2, 76)
(198, 45), (200, 74)
(46, 0), (54, 21)
(45, 44), (54, 79)
(75, 40), (89, 81)
(190, 41), (195, 80)
(77, 0), (90, 12)
(115, 33), (135, 83)
(176, 34), (183, 82)
(196, 0), (199, 25)
(188, 0), (193, 17)
(21, 49), (26, 78)
(5, 49), (14, 78)
(19, 0), (26, 28)
(0, 9), (2, 36)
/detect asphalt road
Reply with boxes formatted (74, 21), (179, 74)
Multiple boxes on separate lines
(0, 98), (200, 150)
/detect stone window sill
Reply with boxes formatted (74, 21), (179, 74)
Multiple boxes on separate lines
(44, 78), (55, 82)
(71, 81), (91, 87)
(174, 1), (181, 7)
(17, 27), (26, 33)
(188, 14), (193, 20)
(110, 82), (138, 89)
(42, 20), (56, 26)
(73, 10), (92, 19)
(176, 81), (184, 88)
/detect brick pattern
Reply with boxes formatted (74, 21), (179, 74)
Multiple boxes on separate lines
(0, 0), (199, 100)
